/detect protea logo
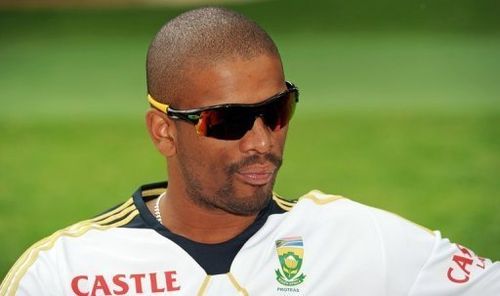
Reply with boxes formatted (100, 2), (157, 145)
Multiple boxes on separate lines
(275, 236), (306, 286)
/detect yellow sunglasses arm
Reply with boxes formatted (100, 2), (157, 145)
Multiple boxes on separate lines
(147, 94), (169, 113)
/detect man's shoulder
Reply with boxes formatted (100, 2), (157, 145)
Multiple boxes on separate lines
(0, 196), (144, 294)
(272, 190), (347, 212)
(275, 189), (436, 241)
(276, 189), (381, 218)
(13, 197), (142, 258)
(6, 183), (166, 270)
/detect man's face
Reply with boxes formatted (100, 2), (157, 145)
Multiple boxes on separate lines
(169, 54), (289, 216)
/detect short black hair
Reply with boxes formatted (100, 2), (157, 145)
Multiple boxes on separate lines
(146, 7), (280, 104)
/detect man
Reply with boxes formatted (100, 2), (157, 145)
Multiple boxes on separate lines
(1, 7), (499, 296)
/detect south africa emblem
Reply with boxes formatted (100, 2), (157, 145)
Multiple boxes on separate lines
(275, 236), (306, 286)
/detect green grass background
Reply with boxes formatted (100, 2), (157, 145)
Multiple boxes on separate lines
(1, 0), (499, 280)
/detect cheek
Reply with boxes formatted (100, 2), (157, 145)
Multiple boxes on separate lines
(177, 131), (233, 177)
(176, 127), (208, 170)
(274, 127), (289, 152)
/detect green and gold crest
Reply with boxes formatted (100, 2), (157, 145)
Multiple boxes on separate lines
(275, 236), (306, 286)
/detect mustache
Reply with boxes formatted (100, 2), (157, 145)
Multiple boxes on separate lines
(227, 154), (283, 175)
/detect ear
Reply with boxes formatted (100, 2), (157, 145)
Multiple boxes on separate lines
(145, 109), (177, 157)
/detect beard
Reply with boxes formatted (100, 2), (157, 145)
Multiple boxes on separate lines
(179, 153), (282, 216)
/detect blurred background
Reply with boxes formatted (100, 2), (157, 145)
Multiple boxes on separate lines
(0, 0), (499, 280)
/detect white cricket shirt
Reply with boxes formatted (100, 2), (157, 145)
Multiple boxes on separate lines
(1, 182), (499, 295)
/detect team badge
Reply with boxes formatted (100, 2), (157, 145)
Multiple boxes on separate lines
(275, 236), (306, 286)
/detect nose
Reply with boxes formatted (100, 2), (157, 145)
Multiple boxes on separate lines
(239, 117), (273, 154)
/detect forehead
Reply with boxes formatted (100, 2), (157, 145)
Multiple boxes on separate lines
(175, 54), (285, 109)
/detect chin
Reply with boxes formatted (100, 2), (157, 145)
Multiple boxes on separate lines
(225, 185), (273, 216)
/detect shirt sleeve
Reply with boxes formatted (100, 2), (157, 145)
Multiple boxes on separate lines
(1, 243), (62, 296)
(408, 235), (500, 296)
(368, 206), (500, 295)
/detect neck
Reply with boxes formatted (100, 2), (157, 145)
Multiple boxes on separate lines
(159, 190), (259, 244)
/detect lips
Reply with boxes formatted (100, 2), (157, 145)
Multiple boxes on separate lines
(236, 165), (275, 186)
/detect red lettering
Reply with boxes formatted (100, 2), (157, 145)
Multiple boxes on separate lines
(165, 271), (181, 291)
(70, 271), (180, 295)
(150, 273), (165, 293)
(453, 255), (473, 275)
(476, 257), (486, 269)
(448, 243), (491, 284)
(447, 254), (474, 284)
(91, 275), (112, 296)
(130, 273), (146, 293)
(112, 274), (129, 295)
(447, 267), (469, 283)
(457, 244), (473, 258)
(71, 275), (89, 296)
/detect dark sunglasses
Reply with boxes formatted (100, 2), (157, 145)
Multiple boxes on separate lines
(148, 81), (299, 140)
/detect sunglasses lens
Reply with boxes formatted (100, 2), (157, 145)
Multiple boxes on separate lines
(262, 91), (297, 131)
(197, 90), (297, 140)
(198, 107), (254, 140)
